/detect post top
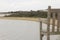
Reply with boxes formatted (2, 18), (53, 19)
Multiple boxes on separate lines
(48, 6), (51, 9)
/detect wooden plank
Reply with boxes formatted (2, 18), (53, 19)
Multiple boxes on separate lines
(57, 13), (60, 32)
(41, 31), (60, 35)
(47, 6), (51, 40)
(52, 13), (55, 32)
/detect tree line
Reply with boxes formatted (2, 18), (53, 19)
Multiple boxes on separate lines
(5, 10), (48, 18)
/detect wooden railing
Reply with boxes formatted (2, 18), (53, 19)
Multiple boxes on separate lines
(40, 6), (60, 40)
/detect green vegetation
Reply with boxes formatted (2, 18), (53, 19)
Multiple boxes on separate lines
(5, 10), (48, 18)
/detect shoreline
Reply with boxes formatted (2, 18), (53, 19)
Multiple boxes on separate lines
(0, 17), (57, 25)
(0, 17), (40, 22)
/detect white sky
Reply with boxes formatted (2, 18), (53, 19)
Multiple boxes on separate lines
(0, 0), (60, 12)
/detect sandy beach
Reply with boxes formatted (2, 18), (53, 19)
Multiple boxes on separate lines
(0, 17), (40, 21)
(0, 17), (57, 25)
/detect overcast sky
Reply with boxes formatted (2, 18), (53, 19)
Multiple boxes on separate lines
(0, 0), (59, 12)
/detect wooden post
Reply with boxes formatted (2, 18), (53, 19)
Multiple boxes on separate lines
(40, 21), (42, 40)
(47, 6), (51, 40)
(57, 13), (60, 32)
(52, 13), (55, 32)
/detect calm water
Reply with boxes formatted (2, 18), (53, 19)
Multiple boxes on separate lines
(0, 19), (60, 40)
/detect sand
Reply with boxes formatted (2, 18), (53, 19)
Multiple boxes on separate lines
(0, 17), (57, 25)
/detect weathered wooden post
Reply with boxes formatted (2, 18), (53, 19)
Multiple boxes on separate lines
(47, 6), (51, 40)
(40, 21), (42, 40)
(57, 13), (60, 32)
(52, 13), (55, 32)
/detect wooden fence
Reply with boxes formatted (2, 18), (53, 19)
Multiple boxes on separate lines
(40, 6), (60, 40)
